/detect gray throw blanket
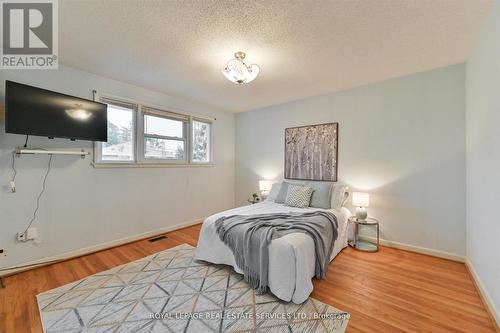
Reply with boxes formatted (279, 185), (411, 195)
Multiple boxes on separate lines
(215, 211), (338, 294)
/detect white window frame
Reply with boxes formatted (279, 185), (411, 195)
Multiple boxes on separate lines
(190, 117), (213, 164)
(93, 95), (214, 167)
(139, 106), (189, 164)
(94, 96), (138, 164)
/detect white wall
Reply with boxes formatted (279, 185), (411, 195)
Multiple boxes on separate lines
(236, 64), (466, 257)
(466, 0), (500, 324)
(0, 65), (235, 269)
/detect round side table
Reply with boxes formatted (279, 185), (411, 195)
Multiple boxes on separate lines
(348, 216), (380, 252)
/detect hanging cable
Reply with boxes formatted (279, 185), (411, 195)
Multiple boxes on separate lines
(11, 151), (17, 183)
(23, 134), (29, 147)
(21, 154), (53, 237)
(10, 151), (17, 193)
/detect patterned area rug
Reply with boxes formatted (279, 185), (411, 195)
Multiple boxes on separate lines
(37, 244), (350, 332)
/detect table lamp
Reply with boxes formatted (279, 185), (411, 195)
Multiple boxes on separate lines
(352, 192), (370, 220)
(259, 180), (273, 198)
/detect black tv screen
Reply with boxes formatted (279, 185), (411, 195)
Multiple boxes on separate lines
(5, 81), (108, 142)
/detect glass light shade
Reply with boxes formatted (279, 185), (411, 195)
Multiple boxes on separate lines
(259, 180), (273, 192)
(352, 192), (370, 207)
(221, 56), (260, 84)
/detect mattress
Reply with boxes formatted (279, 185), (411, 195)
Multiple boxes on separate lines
(194, 200), (351, 303)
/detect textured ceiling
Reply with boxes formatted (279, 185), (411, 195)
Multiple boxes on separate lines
(59, 0), (492, 112)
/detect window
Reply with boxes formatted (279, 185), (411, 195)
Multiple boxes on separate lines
(95, 96), (213, 166)
(142, 108), (188, 162)
(192, 119), (211, 163)
(97, 99), (137, 162)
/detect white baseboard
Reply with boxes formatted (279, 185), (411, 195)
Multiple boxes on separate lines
(358, 235), (498, 329)
(0, 218), (203, 277)
(2, 220), (497, 329)
(358, 235), (466, 262)
(465, 259), (500, 329)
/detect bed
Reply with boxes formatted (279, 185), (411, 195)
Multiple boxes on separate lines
(194, 200), (351, 304)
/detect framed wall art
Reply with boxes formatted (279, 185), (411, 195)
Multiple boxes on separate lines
(284, 122), (338, 181)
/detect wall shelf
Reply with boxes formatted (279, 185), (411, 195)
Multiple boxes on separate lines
(16, 147), (90, 159)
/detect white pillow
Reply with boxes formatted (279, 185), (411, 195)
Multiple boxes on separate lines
(331, 184), (349, 210)
(266, 183), (281, 201)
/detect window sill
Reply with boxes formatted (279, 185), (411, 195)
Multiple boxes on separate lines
(91, 162), (215, 169)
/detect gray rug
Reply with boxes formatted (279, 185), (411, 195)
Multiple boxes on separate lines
(37, 244), (350, 332)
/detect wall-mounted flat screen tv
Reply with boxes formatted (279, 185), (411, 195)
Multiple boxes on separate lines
(5, 81), (108, 142)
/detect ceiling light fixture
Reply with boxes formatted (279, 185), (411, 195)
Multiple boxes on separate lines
(221, 51), (260, 85)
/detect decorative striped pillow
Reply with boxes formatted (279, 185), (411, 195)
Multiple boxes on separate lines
(284, 185), (314, 208)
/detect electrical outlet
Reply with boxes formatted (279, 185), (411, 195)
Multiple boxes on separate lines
(17, 232), (26, 242)
(0, 248), (5, 257)
(17, 228), (38, 242)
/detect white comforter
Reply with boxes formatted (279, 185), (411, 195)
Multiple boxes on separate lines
(194, 201), (351, 303)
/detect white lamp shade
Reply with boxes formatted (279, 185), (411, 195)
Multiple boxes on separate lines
(259, 180), (274, 192)
(352, 192), (370, 207)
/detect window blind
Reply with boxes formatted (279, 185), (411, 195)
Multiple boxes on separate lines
(100, 97), (138, 110)
(141, 106), (189, 121)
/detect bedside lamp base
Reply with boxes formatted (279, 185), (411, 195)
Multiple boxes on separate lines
(355, 207), (367, 220)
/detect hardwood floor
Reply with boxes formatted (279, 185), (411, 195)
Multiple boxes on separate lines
(0, 224), (496, 333)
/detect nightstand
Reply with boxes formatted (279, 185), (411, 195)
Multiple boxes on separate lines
(348, 216), (380, 252)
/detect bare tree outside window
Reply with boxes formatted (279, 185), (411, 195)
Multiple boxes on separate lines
(192, 120), (211, 162)
(96, 97), (213, 165)
(102, 106), (134, 161)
